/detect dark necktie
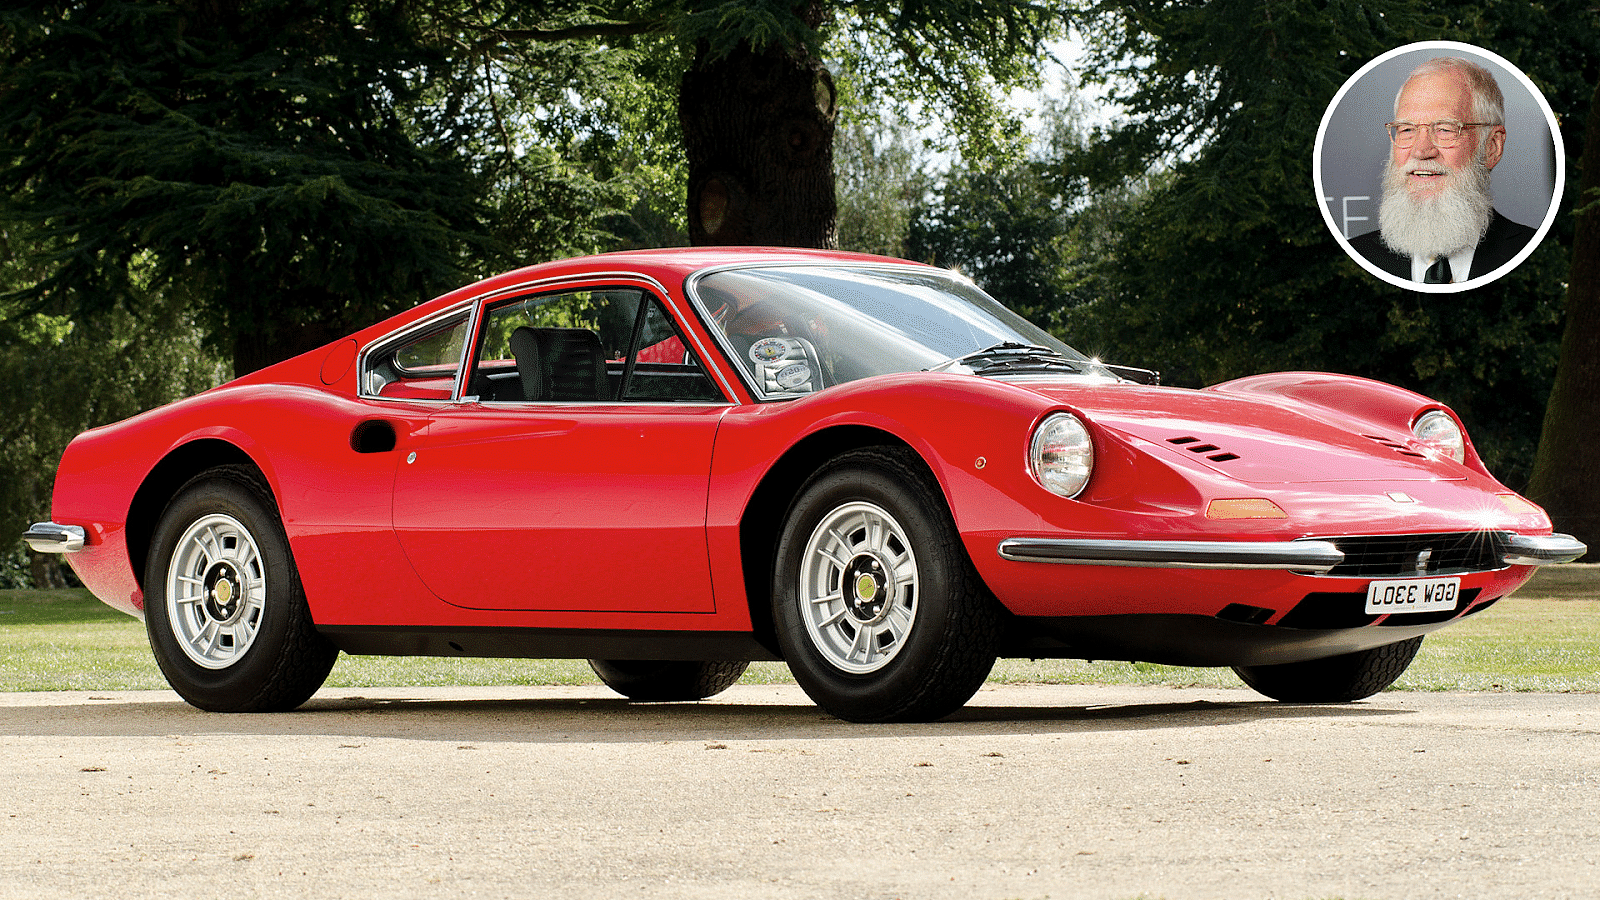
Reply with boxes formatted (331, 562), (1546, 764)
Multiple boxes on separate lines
(1424, 256), (1451, 284)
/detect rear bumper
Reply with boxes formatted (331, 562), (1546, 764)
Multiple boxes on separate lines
(24, 522), (86, 554)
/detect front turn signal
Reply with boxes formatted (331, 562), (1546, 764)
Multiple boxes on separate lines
(1206, 498), (1288, 520)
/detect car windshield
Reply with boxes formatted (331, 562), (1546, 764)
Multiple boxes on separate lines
(689, 265), (1107, 399)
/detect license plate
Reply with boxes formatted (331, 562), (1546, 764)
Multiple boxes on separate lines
(1365, 577), (1461, 615)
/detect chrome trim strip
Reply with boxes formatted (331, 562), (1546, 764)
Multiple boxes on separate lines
(997, 537), (1344, 573)
(355, 300), (475, 401)
(24, 522), (86, 554)
(1501, 533), (1588, 566)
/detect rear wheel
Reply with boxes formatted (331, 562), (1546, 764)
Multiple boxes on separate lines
(588, 659), (749, 701)
(772, 448), (1001, 723)
(144, 466), (337, 712)
(1232, 637), (1423, 703)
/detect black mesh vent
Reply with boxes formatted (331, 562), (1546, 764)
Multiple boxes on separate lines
(1324, 532), (1506, 577)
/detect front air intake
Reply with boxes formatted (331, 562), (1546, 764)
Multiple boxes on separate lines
(1322, 532), (1505, 577)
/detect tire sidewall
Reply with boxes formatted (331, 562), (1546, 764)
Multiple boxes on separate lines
(144, 473), (307, 711)
(772, 455), (971, 719)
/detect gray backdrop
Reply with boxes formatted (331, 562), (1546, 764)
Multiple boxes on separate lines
(1315, 43), (1559, 243)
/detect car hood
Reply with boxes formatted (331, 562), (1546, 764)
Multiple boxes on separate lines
(1020, 382), (1460, 485)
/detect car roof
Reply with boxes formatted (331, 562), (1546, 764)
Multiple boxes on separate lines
(462, 247), (924, 296)
(338, 247), (935, 357)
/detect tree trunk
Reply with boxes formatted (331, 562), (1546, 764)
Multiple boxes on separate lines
(679, 37), (838, 249)
(1525, 77), (1600, 551)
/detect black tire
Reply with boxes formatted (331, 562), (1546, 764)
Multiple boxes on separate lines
(772, 447), (1002, 723)
(588, 659), (749, 701)
(1232, 637), (1424, 703)
(143, 466), (337, 712)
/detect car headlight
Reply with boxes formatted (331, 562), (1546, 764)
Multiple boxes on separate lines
(1412, 410), (1465, 463)
(1030, 413), (1094, 498)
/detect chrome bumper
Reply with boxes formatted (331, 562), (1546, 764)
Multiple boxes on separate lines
(999, 531), (1588, 573)
(23, 522), (86, 554)
(997, 537), (1345, 573)
(1501, 533), (1587, 566)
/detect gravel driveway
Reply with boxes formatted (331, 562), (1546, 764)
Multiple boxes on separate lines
(2, 683), (1596, 900)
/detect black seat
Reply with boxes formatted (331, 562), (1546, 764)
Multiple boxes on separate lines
(509, 326), (609, 401)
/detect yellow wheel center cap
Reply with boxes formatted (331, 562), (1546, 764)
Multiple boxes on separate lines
(855, 574), (878, 602)
(214, 579), (233, 605)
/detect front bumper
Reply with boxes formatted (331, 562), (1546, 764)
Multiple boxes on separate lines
(23, 522), (86, 554)
(1500, 533), (1589, 565)
(997, 537), (1344, 573)
(997, 531), (1587, 571)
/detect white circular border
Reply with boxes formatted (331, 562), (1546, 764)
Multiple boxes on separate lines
(1313, 41), (1565, 294)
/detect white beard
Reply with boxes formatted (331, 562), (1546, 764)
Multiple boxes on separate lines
(1377, 149), (1495, 259)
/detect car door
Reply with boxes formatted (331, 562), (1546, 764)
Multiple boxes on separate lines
(391, 284), (730, 613)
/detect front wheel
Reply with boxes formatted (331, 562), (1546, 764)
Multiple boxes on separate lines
(772, 448), (1001, 723)
(588, 659), (749, 701)
(144, 466), (337, 712)
(1232, 637), (1423, 703)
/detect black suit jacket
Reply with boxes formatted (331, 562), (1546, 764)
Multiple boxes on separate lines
(1348, 210), (1536, 282)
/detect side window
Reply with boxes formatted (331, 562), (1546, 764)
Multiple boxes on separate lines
(624, 300), (723, 402)
(361, 313), (469, 400)
(467, 289), (722, 403)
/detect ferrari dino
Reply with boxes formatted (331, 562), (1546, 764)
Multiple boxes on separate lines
(27, 248), (1586, 721)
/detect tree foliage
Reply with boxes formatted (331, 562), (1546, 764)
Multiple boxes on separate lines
(908, 150), (1077, 327)
(0, 222), (225, 584)
(904, 93), (1136, 332)
(1526, 76), (1600, 549)
(1055, 0), (1598, 488)
(831, 83), (933, 257)
(1, 0), (1073, 375)
(0, 1), (634, 375)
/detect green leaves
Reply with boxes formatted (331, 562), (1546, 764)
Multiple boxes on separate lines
(1054, 0), (1596, 486)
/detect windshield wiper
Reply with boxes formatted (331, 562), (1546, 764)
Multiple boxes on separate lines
(925, 342), (1088, 376)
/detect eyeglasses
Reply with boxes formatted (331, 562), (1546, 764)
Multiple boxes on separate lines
(1385, 121), (1495, 149)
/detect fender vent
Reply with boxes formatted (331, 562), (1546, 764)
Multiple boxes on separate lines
(1362, 434), (1428, 459)
(1168, 436), (1240, 463)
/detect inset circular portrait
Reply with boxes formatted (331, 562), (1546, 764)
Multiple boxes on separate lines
(1314, 42), (1563, 293)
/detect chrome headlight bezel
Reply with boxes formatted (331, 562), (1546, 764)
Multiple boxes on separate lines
(1412, 409), (1466, 463)
(1030, 412), (1095, 499)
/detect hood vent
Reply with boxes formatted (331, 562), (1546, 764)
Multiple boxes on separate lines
(1167, 435), (1241, 463)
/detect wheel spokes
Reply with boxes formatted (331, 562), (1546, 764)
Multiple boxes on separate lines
(165, 513), (268, 670)
(799, 501), (919, 674)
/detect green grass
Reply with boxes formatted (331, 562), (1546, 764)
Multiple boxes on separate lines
(3, 567), (1598, 693)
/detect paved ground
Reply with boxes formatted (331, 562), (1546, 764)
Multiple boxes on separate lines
(1, 683), (1596, 900)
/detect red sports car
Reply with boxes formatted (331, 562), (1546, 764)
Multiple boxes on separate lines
(27, 248), (1586, 721)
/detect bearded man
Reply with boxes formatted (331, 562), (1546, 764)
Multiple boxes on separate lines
(1348, 56), (1536, 285)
